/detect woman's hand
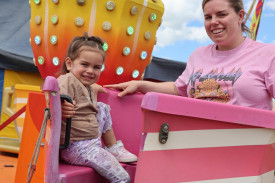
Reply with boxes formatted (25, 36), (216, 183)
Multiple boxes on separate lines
(61, 100), (76, 120)
(104, 80), (140, 97)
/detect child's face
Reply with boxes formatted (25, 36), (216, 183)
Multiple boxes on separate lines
(65, 49), (104, 86)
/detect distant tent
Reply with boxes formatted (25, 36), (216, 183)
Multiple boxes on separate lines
(0, 0), (37, 73)
(144, 57), (186, 82)
(0, 0), (42, 152)
(0, 0), (40, 104)
(0, 0), (41, 114)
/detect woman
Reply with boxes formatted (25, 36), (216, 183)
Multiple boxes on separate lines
(105, 0), (275, 110)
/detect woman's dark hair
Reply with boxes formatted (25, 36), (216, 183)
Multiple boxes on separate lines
(202, 0), (251, 35)
(61, 32), (106, 74)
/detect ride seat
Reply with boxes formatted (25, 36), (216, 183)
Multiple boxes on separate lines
(59, 88), (143, 183)
(15, 76), (143, 183)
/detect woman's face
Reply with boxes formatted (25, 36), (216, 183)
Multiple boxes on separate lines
(203, 0), (244, 50)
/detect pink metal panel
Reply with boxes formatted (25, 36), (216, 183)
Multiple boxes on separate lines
(142, 92), (275, 129)
(141, 109), (259, 133)
(135, 92), (275, 182)
(136, 145), (275, 182)
(98, 89), (144, 156)
(42, 76), (62, 183)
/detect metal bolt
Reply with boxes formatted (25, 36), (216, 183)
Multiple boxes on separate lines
(161, 138), (166, 144)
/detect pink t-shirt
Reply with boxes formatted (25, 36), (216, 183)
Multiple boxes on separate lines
(175, 38), (275, 110)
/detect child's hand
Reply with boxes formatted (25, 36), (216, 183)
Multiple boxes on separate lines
(92, 83), (107, 95)
(61, 100), (76, 120)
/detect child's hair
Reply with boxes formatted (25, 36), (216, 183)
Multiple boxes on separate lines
(61, 32), (106, 74)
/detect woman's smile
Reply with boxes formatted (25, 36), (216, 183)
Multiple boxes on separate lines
(212, 28), (224, 34)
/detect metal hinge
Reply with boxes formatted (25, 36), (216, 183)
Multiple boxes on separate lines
(159, 123), (169, 144)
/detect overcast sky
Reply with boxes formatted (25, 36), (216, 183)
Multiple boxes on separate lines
(152, 0), (275, 62)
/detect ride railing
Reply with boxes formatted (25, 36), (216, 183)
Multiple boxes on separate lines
(135, 92), (275, 182)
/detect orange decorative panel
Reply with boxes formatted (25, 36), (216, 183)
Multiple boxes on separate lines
(30, 0), (164, 85)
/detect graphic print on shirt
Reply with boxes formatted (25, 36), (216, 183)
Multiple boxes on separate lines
(187, 68), (242, 103)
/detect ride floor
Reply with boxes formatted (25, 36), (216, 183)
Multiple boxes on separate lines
(0, 151), (17, 183)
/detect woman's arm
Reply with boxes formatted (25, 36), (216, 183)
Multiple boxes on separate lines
(104, 80), (179, 97)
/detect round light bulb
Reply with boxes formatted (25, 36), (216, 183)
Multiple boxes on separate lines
(140, 51), (147, 60)
(34, 0), (41, 5)
(132, 70), (139, 78)
(34, 36), (41, 45)
(35, 15), (42, 25)
(50, 35), (57, 45)
(77, 0), (86, 6)
(75, 17), (84, 27)
(123, 47), (131, 56)
(130, 6), (138, 15)
(51, 15), (58, 25)
(101, 64), (105, 72)
(144, 31), (151, 40)
(38, 56), (44, 65)
(127, 26), (134, 36)
(106, 1), (115, 11)
(52, 57), (60, 66)
(116, 67), (124, 75)
(52, 0), (59, 4)
(102, 21), (112, 31)
(102, 42), (109, 51)
(149, 13), (157, 22)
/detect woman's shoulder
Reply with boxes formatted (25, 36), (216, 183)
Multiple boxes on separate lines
(248, 39), (275, 60)
(244, 39), (275, 67)
(247, 38), (275, 51)
(189, 44), (214, 58)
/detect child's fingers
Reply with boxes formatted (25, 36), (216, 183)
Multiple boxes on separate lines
(63, 100), (75, 107)
(61, 100), (76, 119)
(61, 109), (75, 120)
(98, 87), (107, 93)
(72, 100), (76, 105)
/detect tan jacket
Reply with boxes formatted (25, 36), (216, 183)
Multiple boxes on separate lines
(57, 72), (99, 144)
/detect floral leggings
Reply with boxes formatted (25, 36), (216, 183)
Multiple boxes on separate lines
(60, 102), (130, 183)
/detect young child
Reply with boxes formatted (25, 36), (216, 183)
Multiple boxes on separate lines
(57, 33), (137, 183)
